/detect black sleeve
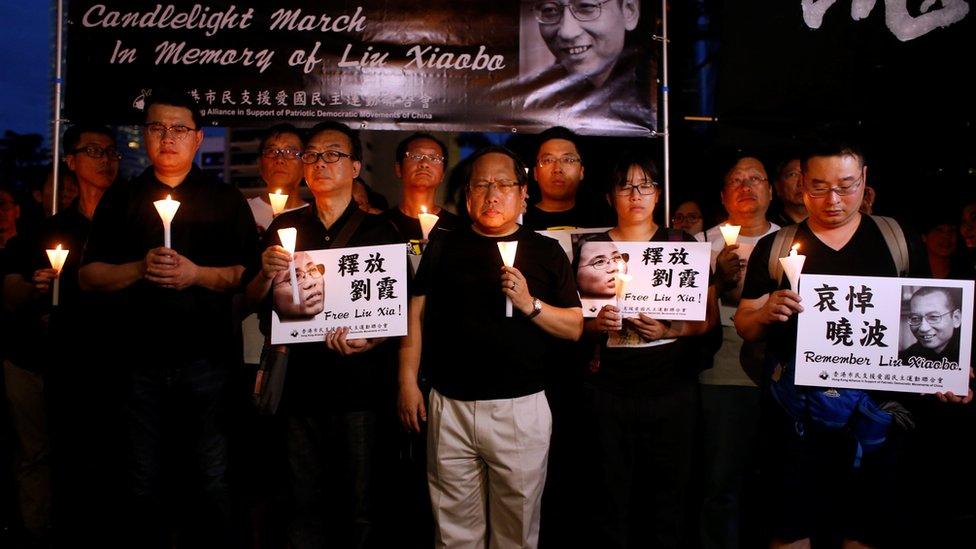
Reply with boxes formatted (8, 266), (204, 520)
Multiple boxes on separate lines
(741, 232), (778, 300)
(411, 231), (444, 297)
(545, 238), (582, 308)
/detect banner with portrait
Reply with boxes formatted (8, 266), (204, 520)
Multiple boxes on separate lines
(65, 1), (658, 136)
(575, 240), (711, 320)
(795, 274), (974, 395)
(270, 243), (407, 344)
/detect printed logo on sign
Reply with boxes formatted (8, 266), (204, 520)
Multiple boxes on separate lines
(290, 330), (299, 338)
(819, 371), (829, 380)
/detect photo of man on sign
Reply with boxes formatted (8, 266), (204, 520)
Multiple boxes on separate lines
(272, 251), (326, 320)
(898, 285), (963, 366)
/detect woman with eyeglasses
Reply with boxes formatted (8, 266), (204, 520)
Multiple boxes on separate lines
(578, 150), (717, 548)
(672, 200), (705, 237)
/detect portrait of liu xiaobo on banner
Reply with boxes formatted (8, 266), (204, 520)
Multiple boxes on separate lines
(898, 285), (964, 368)
(273, 251), (326, 321)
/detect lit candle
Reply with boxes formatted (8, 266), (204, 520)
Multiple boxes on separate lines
(277, 227), (300, 305)
(269, 189), (289, 216)
(778, 243), (806, 291)
(418, 205), (439, 242)
(719, 223), (741, 246)
(46, 244), (69, 307)
(614, 260), (632, 310)
(497, 241), (519, 317)
(153, 194), (181, 249)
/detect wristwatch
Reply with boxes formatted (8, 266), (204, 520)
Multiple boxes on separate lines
(526, 298), (542, 319)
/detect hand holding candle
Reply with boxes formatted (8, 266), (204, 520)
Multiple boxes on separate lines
(418, 206), (439, 242)
(719, 223), (741, 247)
(779, 243), (806, 291)
(46, 244), (69, 307)
(277, 227), (300, 305)
(153, 195), (181, 249)
(497, 241), (518, 317)
(269, 189), (289, 216)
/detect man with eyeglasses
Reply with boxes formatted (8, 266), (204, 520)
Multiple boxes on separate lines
(899, 287), (963, 365)
(398, 146), (582, 548)
(382, 132), (459, 246)
(696, 155), (780, 549)
(523, 126), (611, 230)
(79, 91), (257, 547)
(734, 137), (970, 549)
(771, 156), (808, 226)
(516, 0), (652, 132)
(248, 123), (309, 235)
(245, 120), (400, 548)
(1, 123), (121, 544)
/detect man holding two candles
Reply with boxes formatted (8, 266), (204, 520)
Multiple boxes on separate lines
(79, 91), (258, 547)
(734, 137), (962, 548)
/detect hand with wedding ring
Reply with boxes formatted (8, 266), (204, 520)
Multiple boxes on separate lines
(500, 265), (533, 315)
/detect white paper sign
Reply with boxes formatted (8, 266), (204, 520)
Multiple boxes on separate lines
(576, 240), (711, 320)
(795, 274), (973, 395)
(271, 243), (408, 344)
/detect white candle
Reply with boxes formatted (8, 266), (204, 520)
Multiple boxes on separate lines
(497, 241), (519, 317)
(779, 243), (806, 291)
(614, 260), (632, 310)
(269, 189), (289, 216)
(46, 244), (69, 307)
(418, 205), (439, 242)
(719, 223), (741, 246)
(153, 194), (181, 249)
(277, 227), (300, 305)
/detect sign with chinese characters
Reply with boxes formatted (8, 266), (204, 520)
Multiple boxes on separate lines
(575, 240), (711, 320)
(271, 243), (407, 344)
(65, 1), (658, 136)
(795, 274), (974, 395)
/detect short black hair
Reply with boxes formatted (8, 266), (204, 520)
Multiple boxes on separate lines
(462, 146), (529, 189)
(306, 121), (362, 162)
(801, 135), (865, 173)
(535, 126), (583, 160)
(607, 149), (658, 196)
(395, 132), (448, 166)
(259, 123), (304, 153)
(144, 89), (205, 130)
(911, 286), (962, 312)
(62, 123), (115, 155)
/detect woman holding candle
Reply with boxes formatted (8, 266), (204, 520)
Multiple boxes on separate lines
(581, 150), (718, 548)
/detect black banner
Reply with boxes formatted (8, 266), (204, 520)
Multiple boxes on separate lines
(65, 1), (658, 136)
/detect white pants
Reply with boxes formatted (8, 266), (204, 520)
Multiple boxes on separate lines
(427, 389), (552, 549)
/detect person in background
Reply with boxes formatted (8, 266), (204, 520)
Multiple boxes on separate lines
(672, 200), (704, 237)
(248, 123), (309, 235)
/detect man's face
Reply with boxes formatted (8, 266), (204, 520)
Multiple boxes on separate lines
(143, 104), (203, 175)
(395, 137), (445, 191)
(576, 241), (625, 298)
(960, 203), (976, 248)
(721, 157), (772, 222)
(775, 159), (804, 208)
(612, 164), (658, 225)
(538, 0), (640, 86)
(908, 292), (961, 353)
(534, 138), (584, 203)
(0, 190), (19, 235)
(466, 153), (527, 235)
(802, 154), (866, 230)
(672, 201), (703, 234)
(66, 132), (118, 192)
(259, 132), (304, 193)
(273, 251), (325, 319)
(304, 130), (361, 199)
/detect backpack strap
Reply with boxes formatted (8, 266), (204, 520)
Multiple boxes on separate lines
(870, 215), (909, 276)
(768, 224), (799, 286)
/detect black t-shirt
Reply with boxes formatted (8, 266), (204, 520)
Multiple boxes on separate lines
(380, 206), (460, 243)
(249, 199), (402, 414)
(521, 202), (614, 231)
(82, 166), (258, 363)
(413, 224), (581, 400)
(741, 216), (929, 362)
(584, 228), (703, 396)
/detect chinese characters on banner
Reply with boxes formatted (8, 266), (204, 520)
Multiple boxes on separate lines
(575, 241), (711, 320)
(271, 243), (407, 344)
(795, 274), (973, 395)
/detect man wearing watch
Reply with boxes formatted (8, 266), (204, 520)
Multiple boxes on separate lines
(398, 146), (583, 548)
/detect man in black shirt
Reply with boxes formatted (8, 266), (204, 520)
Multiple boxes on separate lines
(79, 92), (256, 547)
(398, 146), (582, 548)
(735, 138), (970, 548)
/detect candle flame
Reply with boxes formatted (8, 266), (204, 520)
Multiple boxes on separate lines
(420, 205), (428, 214)
(275, 189), (282, 195)
(56, 243), (62, 251)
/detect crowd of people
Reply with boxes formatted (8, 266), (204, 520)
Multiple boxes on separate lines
(1, 91), (974, 549)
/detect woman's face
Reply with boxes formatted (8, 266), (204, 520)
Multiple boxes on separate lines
(612, 164), (658, 226)
(576, 241), (627, 298)
(273, 251), (325, 319)
(673, 201), (703, 235)
(923, 223), (958, 259)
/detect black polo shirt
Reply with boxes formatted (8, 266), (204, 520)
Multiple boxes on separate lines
(413, 224), (581, 401)
(82, 165), (257, 363)
(521, 202), (614, 231)
(250, 199), (402, 414)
